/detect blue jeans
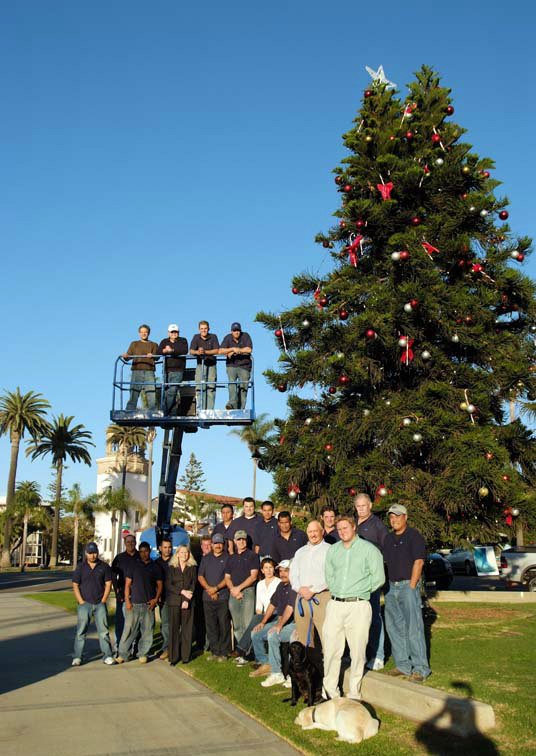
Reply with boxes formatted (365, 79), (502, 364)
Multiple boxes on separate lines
(118, 603), (155, 659)
(73, 602), (113, 660)
(115, 599), (125, 647)
(367, 588), (385, 663)
(228, 586), (255, 645)
(384, 581), (430, 678)
(164, 370), (183, 415)
(195, 364), (217, 410)
(226, 365), (251, 409)
(251, 620), (295, 673)
(237, 612), (265, 656)
(126, 370), (156, 410)
(160, 603), (169, 650)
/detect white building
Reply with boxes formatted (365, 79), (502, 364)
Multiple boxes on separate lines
(94, 431), (150, 562)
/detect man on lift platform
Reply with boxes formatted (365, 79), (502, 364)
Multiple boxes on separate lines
(123, 324), (159, 411)
(158, 324), (189, 415)
(190, 320), (220, 410)
(220, 322), (253, 410)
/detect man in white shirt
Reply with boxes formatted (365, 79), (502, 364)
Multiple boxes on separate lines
(289, 520), (331, 649)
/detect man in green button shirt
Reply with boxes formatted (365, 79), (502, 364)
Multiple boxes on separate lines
(322, 515), (385, 701)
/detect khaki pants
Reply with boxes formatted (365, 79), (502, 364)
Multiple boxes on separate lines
(322, 598), (372, 699)
(293, 591), (330, 648)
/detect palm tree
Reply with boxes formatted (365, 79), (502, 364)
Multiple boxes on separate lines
(13, 481), (41, 571)
(229, 413), (275, 500)
(97, 486), (144, 558)
(65, 484), (97, 566)
(144, 428), (157, 528)
(27, 414), (94, 568)
(106, 425), (147, 489)
(0, 389), (50, 568)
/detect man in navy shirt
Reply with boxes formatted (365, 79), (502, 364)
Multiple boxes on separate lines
(111, 533), (140, 650)
(355, 493), (389, 671)
(271, 511), (307, 564)
(212, 503), (235, 553)
(116, 541), (163, 664)
(219, 322), (253, 410)
(250, 560), (297, 687)
(253, 500), (278, 558)
(383, 504), (431, 682)
(72, 542), (114, 666)
(229, 497), (260, 550)
(198, 533), (232, 660)
(190, 320), (220, 410)
(156, 537), (172, 660)
(321, 505), (340, 544)
(224, 529), (259, 651)
(158, 324), (189, 415)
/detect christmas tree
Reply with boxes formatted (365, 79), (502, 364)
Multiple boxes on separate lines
(256, 65), (536, 545)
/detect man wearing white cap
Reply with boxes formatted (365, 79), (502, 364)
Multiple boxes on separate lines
(219, 322), (253, 410)
(158, 324), (189, 415)
(383, 504), (430, 682)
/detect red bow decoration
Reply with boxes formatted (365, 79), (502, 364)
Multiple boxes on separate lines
(288, 483), (301, 495)
(504, 507), (513, 526)
(313, 286), (324, 311)
(399, 337), (415, 365)
(377, 182), (394, 201)
(347, 234), (363, 267)
(422, 241), (440, 256)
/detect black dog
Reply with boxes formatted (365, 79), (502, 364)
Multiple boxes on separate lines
(288, 641), (322, 707)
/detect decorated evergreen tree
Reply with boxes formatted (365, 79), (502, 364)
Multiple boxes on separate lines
(257, 65), (536, 544)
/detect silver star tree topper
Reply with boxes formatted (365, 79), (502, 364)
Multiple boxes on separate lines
(365, 65), (397, 90)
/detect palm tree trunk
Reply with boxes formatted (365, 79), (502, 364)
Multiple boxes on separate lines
(49, 461), (63, 568)
(145, 431), (155, 528)
(252, 457), (258, 502)
(1, 432), (21, 568)
(20, 511), (29, 572)
(72, 511), (79, 566)
(111, 510), (118, 559)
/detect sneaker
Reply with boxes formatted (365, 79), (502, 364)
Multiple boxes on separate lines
(410, 672), (425, 682)
(138, 656), (148, 664)
(236, 656), (248, 666)
(71, 658), (82, 667)
(115, 656), (125, 664)
(159, 650), (169, 661)
(386, 668), (407, 677)
(249, 663), (271, 678)
(261, 672), (286, 687)
(366, 658), (385, 671)
(103, 657), (115, 665)
(282, 677), (292, 688)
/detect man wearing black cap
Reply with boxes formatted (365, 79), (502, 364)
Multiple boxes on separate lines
(72, 542), (114, 666)
(220, 322), (253, 410)
(198, 533), (232, 660)
(158, 324), (189, 415)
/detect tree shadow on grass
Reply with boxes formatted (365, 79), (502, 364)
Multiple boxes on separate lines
(415, 682), (499, 755)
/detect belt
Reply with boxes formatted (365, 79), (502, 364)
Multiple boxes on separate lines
(331, 596), (367, 602)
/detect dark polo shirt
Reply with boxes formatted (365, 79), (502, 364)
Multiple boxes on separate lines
(198, 553), (230, 602)
(254, 517), (278, 557)
(157, 337), (189, 372)
(72, 559), (112, 604)
(126, 559), (164, 603)
(190, 333), (220, 366)
(271, 527), (308, 564)
(212, 520), (235, 552)
(383, 526), (426, 583)
(156, 556), (171, 602)
(230, 513), (261, 549)
(324, 529), (340, 545)
(221, 332), (253, 369)
(225, 548), (260, 586)
(111, 551), (140, 601)
(357, 514), (389, 553)
(270, 581), (297, 624)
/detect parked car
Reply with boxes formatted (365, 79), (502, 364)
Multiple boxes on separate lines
(424, 552), (454, 590)
(446, 547), (476, 575)
(499, 546), (536, 591)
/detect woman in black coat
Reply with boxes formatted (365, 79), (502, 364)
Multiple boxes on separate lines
(166, 545), (197, 664)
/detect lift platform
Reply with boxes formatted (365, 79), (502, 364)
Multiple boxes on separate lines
(110, 355), (255, 546)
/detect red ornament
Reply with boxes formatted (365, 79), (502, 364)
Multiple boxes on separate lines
(423, 164), (431, 175)
(456, 318), (463, 324)
(485, 452), (494, 460)
(502, 475), (510, 481)
(364, 89), (373, 98)
(516, 253), (525, 262)
(325, 443), (333, 452)
(356, 219), (365, 229)
(499, 210), (509, 220)
(319, 296), (328, 307)
(399, 250), (411, 261)
(277, 383), (287, 392)
(338, 374), (350, 385)
(411, 216), (422, 226)
(348, 487), (357, 496)
(431, 133), (441, 144)
(409, 299), (419, 308)
(461, 193), (468, 200)
(275, 328), (283, 338)
(481, 170), (490, 179)
(471, 263), (483, 273)
(334, 175), (343, 185)
(445, 105), (455, 116)
(339, 220), (346, 228)
(328, 386), (337, 395)
(389, 135), (396, 141)
(406, 131), (414, 140)
(292, 287), (299, 295)
(465, 315), (474, 324)
(322, 240), (331, 248)
(339, 309), (349, 320)
(365, 329), (377, 340)
(343, 184), (352, 193)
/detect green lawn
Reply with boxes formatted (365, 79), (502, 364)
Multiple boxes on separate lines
(26, 592), (536, 755)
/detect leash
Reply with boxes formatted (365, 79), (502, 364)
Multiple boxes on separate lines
(298, 596), (319, 648)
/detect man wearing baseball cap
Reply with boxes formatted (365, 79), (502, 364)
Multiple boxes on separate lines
(383, 504), (431, 682)
(219, 322), (253, 410)
(72, 542), (114, 666)
(157, 324), (189, 415)
(197, 533), (232, 660)
(225, 529), (260, 650)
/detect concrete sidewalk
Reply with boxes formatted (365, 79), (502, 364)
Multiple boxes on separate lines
(0, 595), (298, 756)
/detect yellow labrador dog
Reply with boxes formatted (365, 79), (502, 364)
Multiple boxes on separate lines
(294, 698), (379, 744)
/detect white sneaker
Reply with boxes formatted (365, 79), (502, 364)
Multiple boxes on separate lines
(261, 672), (285, 687)
(282, 676), (292, 688)
(72, 658), (81, 667)
(103, 657), (115, 665)
(366, 658), (384, 671)
(235, 656), (248, 666)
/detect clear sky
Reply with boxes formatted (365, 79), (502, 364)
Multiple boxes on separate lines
(1, 0), (535, 504)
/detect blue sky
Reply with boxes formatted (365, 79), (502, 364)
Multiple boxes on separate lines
(1, 0), (535, 504)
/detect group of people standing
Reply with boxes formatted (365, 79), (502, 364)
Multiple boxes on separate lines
(71, 493), (431, 700)
(122, 321), (253, 414)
